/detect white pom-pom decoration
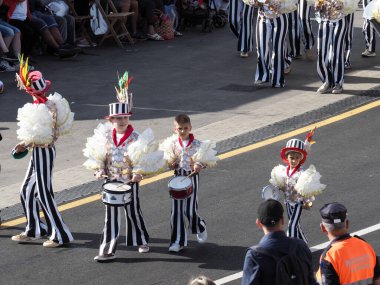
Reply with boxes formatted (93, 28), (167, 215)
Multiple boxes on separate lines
(269, 164), (287, 189)
(294, 165), (326, 197)
(192, 140), (218, 167)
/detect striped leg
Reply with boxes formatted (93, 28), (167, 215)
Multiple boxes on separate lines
(331, 19), (346, 87)
(344, 13), (354, 66)
(229, 0), (244, 38)
(99, 205), (121, 255)
(271, 14), (288, 87)
(255, 15), (271, 83)
(125, 182), (149, 246)
(362, 0), (376, 52)
(287, 10), (301, 57)
(286, 202), (307, 243)
(170, 198), (187, 246)
(298, 0), (314, 50)
(185, 173), (206, 235)
(33, 147), (73, 244)
(20, 156), (48, 238)
(317, 21), (333, 85)
(237, 4), (255, 52)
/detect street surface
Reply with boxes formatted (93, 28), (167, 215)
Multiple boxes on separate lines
(0, 6), (379, 285)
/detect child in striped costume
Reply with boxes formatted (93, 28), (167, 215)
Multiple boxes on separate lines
(160, 114), (218, 252)
(11, 57), (74, 247)
(269, 130), (325, 243)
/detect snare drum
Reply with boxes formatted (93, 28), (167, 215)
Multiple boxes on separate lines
(168, 176), (193, 200)
(261, 184), (281, 201)
(101, 181), (132, 206)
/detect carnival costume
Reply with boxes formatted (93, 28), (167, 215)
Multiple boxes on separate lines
(363, 0), (380, 53)
(12, 56), (74, 246)
(160, 133), (218, 249)
(269, 130), (325, 243)
(83, 72), (164, 260)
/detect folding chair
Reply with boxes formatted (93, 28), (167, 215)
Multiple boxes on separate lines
(65, 0), (94, 46)
(94, 0), (135, 48)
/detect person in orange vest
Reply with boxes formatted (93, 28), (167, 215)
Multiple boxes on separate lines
(316, 202), (380, 285)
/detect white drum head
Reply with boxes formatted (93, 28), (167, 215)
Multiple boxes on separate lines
(103, 182), (131, 192)
(262, 185), (280, 201)
(168, 176), (192, 190)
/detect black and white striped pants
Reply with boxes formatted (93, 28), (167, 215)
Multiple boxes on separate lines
(317, 18), (346, 86)
(237, 4), (255, 52)
(229, 0), (244, 37)
(255, 14), (288, 87)
(20, 147), (73, 244)
(344, 13), (354, 65)
(170, 169), (206, 246)
(286, 201), (307, 243)
(362, 0), (376, 52)
(98, 182), (149, 255)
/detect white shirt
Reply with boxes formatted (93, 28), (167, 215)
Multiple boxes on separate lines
(11, 2), (28, 21)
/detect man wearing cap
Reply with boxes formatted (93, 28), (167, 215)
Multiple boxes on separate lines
(241, 199), (317, 285)
(316, 202), (380, 285)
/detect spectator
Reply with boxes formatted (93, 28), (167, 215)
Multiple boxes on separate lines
(188, 275), (216, 285)
(0, 1), (21, 62)
(73, 0), (95, 47)
(0, 32), (15, 71)
(139, 0), (165, 40)
(316, 202), (380, 285)
(111, 0), (143, 39)
(241, 199), (317, 285)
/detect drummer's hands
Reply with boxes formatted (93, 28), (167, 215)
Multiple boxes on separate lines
(13, 142), (27, 153)
(132, 173), (143, 183)
(94, 169), (105, 180)
(193, 163), (203, 173)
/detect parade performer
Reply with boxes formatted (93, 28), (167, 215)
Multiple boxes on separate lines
(362, 0), (379, 57)
(268, 129), (326, 243)
(11, 56), (74, 247)
(83, 72), (164, 262)
(159, 114), (218, 252)
(312, 0), (347, 94)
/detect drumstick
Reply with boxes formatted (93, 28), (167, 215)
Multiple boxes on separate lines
(180, 172), (196, 182)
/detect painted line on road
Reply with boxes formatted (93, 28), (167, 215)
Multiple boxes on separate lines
(2, 99), (380, 229)
(214, 222), (380, 285)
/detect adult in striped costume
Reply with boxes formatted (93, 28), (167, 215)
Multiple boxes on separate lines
(11, 61), (74, 248)
(362, 0), (376, 57)
(315, 0), (347, 94)
(344, 12), (355, 69)
(229, 0), (255, 57)
(160, 114), (217, 253)
(254, 0), (288, 87)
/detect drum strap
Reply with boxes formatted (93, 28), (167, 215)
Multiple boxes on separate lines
(112, 125), (134, 147)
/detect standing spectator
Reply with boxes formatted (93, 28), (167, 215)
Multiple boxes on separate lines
(316, 202), (380, 285)
(241, 199), (317, 285)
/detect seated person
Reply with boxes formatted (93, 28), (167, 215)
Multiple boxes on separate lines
(0, 32), (16, 72)
(138, 0), (165, 40)
(112, 0), (142, 39)
(0, 1), (21, 61)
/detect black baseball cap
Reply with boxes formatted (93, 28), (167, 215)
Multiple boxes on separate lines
(258, 199), (284, 226)
(320, 202), (347, 224)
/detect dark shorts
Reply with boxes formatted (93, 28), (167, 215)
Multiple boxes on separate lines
(31, 11), (58, 31)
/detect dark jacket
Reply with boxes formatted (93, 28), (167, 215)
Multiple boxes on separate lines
(241, 230), (317, 285)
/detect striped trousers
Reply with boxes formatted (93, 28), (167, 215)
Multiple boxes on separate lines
(98, 182), (149, 255)
(255, 14), (288, 87)
(170, 169), (206, 246)
(344, 13), (354, 66)
(20, 147), (73, 244)
(237, 4), (255, 53)
(286, 201), (307, 243)
(362, 0), (376, 52)
(229, 0), (244, 37)
(317, 19), (347, 87)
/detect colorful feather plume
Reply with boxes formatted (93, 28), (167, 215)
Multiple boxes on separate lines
(115, 71), (133, 104)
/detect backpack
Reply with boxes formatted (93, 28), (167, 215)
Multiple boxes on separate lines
(89, 3), (108, 36)
(251, 241), (310, 285)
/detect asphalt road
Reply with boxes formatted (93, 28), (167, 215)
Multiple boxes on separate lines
(1, 102), (379, 285)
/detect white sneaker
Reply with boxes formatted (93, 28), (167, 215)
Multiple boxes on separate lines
(240, 52), (249, 58)
(332, 84), (343, 94)
(361, 49), (376, 57)
(138, 244), (150, 253)
(197, 229), (207, 244)
(94, 253), (116, 262)
(284, 66), (291, 75)
(169, 243), (183, 252)
(43, 240), (64, 248)
(317, 82), (331, 94)
(11, 233), (40, 242)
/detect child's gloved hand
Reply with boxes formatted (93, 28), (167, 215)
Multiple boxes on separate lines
(193, 162), (204, 173)
(13, 142), (27, 153)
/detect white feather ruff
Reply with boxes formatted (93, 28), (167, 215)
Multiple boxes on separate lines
(159, 134), (178, 164)
(127, 128), (165, 175)
(47, 92), (75, 136)
(82, 122), (111, 170)
(269, 164), (287, 189)
(191, 140), (218, 167)
(16, 103), (54, 145)
(294, 165), (326, 197)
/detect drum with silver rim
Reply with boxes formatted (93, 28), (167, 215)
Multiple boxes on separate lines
(168, 176), (193, 200)
(102, 181), (132, 206)
(261, 184), (281, 201)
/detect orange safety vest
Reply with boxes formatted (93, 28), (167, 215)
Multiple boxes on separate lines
(316, 235), (377, 285)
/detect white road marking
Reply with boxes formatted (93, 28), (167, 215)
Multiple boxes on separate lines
(214, 222), (380, 285)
